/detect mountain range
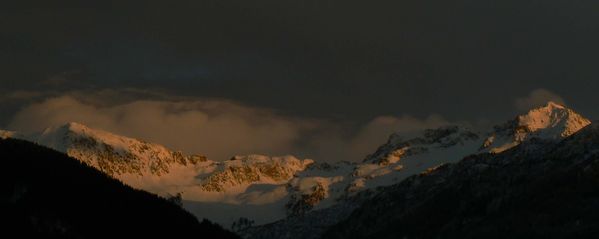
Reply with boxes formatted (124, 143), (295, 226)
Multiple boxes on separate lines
(2, 101), (597, 238)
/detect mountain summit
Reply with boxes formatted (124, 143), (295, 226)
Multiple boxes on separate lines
(33, 122), (207, 177)
(480, 101), (591, 153)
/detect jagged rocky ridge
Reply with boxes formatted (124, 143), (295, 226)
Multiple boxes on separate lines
(322, 121), (599, 238)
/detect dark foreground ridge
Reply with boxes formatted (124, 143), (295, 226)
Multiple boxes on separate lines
(0, 138), (239, 239)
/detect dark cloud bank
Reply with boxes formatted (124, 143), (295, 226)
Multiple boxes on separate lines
(1, 1), (598, 161)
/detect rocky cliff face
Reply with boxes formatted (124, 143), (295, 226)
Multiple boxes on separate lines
(199, 155), (313, 192)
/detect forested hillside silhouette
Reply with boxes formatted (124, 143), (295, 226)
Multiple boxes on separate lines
(0, 138), (239, 238)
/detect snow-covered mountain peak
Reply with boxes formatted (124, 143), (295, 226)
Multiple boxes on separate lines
(40, 122), (87, 136)
(516, 101), (589, 137)
(37, 122), (119, 151)
(481, 102), (591, 153)
(29, 122), (209, 177)
(40, 122), (142, 149)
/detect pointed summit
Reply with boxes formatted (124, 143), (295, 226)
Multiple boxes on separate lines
(37, 122), (90, 151)
(480, 101), (591, 153)
(516, 101), (589, 138)
(545, 101), (566, 109)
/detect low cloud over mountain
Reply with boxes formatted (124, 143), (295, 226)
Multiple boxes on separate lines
(6, 89), (449, 162)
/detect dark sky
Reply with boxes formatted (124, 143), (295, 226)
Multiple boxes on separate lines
(2, 0), (599, 124)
